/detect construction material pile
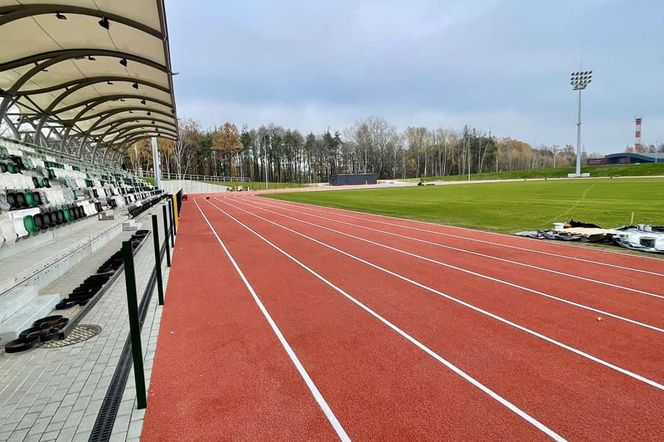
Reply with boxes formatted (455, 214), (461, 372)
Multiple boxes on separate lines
(515, 220), (664, 254)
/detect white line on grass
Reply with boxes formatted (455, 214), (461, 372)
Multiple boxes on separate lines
(193, 197), (350, 442)
(205, 198), (567, 442)
(213, 197), (664, 393)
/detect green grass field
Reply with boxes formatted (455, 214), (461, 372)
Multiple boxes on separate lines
(417, 162), (664, 182)
(265, 178), (664, 233)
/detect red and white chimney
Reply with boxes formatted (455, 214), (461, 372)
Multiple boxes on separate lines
(635, 117), (642, 151)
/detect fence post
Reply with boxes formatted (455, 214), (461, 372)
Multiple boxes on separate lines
(171, 196), (177, 236)
(162, 204), (171, 267)
(167, 200), (175, 245)
(151, 215), (165, 306)
(121, 241), (147, 409)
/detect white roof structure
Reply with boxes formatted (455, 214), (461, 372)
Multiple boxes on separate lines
(0, 0), (177, 163)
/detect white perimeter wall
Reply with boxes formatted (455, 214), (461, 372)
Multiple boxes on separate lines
(160, 180), (230, 195)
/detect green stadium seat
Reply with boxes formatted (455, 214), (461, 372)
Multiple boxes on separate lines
(62, 207), (73, 222)
(23, 215), (39, 235)
(25, 192), (36, 207)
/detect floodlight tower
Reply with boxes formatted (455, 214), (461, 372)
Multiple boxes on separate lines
(570, 70), (592, 177)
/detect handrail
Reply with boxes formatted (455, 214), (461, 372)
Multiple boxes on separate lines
(129, 169), (251, 183)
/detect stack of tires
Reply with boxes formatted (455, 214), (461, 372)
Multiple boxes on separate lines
(4, 315), (69, 353)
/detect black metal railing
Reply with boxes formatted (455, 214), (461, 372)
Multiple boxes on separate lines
(89, 190), (182, 442)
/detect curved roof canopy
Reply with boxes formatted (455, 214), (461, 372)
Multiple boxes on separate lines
(0, 0), (178, 160)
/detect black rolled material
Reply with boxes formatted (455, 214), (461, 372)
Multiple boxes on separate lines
(84, 274), (111, 284)
(20, 327), (62, 342)
(55, 299), (77, 310)
(4, 335), (39, 353)
(19, 327), (45, 339)
(71, 286), (96, 296)
(37, 317), (69, 330)
(33, 315), (63, 328)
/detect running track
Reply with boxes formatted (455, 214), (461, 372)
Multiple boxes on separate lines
(142, 193), (664, 441)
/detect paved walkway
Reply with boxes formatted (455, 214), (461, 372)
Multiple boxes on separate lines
(0, 204), (172, 442)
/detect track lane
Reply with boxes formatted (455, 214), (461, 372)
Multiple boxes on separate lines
(246, 196), (664, 328)
(210, 197), (664, 441)
(222, 196), (664, 383)
(141, 199), (340, 441)
(220, 199), (664, 382)
(258, 196), (664, 300)
(195, 197), (553, 440)
(258, 195), (664, 277)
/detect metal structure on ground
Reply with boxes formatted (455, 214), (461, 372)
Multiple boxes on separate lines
(570, 70), (592, 177)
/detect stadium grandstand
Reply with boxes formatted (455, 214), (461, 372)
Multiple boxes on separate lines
(0, 2), (179, 440)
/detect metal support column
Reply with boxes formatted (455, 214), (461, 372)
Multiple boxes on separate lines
(162, 204), (171, 267)
(151, 215), (165, 306)
(121, 241), (147, 409)
(151, 137), (161, 189)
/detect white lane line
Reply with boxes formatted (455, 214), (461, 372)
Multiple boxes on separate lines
(193, 197), (351, 442)
(259, 196), (664, 278)
(249, 198), (664, 301)
(227, 198), (664, 335)
(213, 197), (664, 392)
(204, 198), (566, 442)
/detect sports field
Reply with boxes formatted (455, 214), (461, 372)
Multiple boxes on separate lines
(142, 191), (664, 441)
(419, 162), (664, 181)
(266, 178), (664, 233)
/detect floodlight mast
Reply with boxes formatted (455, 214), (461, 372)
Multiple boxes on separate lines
(570, 70), (592, 177)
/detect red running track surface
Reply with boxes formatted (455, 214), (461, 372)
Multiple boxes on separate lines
(141, 193), (664, 441)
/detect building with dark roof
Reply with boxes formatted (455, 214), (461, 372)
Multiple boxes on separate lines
(604, 152), (664, 164)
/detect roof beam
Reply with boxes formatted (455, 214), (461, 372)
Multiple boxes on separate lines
(91, 115), (176, 133)
(53, 94), (173, 115)
(0, 5), (163, 38)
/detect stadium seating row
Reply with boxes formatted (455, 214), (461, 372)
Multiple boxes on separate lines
(0, 136), (165, 250)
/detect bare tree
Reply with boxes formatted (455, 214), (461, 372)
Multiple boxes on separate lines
(173, 119), (201, 178)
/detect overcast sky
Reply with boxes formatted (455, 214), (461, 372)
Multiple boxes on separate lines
(166, 0), (664, 153)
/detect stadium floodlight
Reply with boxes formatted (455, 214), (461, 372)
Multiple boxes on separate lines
(570, 70), (592, 177)
(132, 82), (139, 89)
(119, 58), (128, 67)
(55, 12), (67, 20)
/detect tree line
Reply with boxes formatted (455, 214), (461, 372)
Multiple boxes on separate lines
(124, 117), (603, 183)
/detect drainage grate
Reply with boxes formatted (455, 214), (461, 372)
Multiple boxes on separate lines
(89, 243), (162, 442)
(41, 324), (102, 348)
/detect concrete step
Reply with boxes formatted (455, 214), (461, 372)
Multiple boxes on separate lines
(0, 286), (38, 323)
(0, 293), (61, 345)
